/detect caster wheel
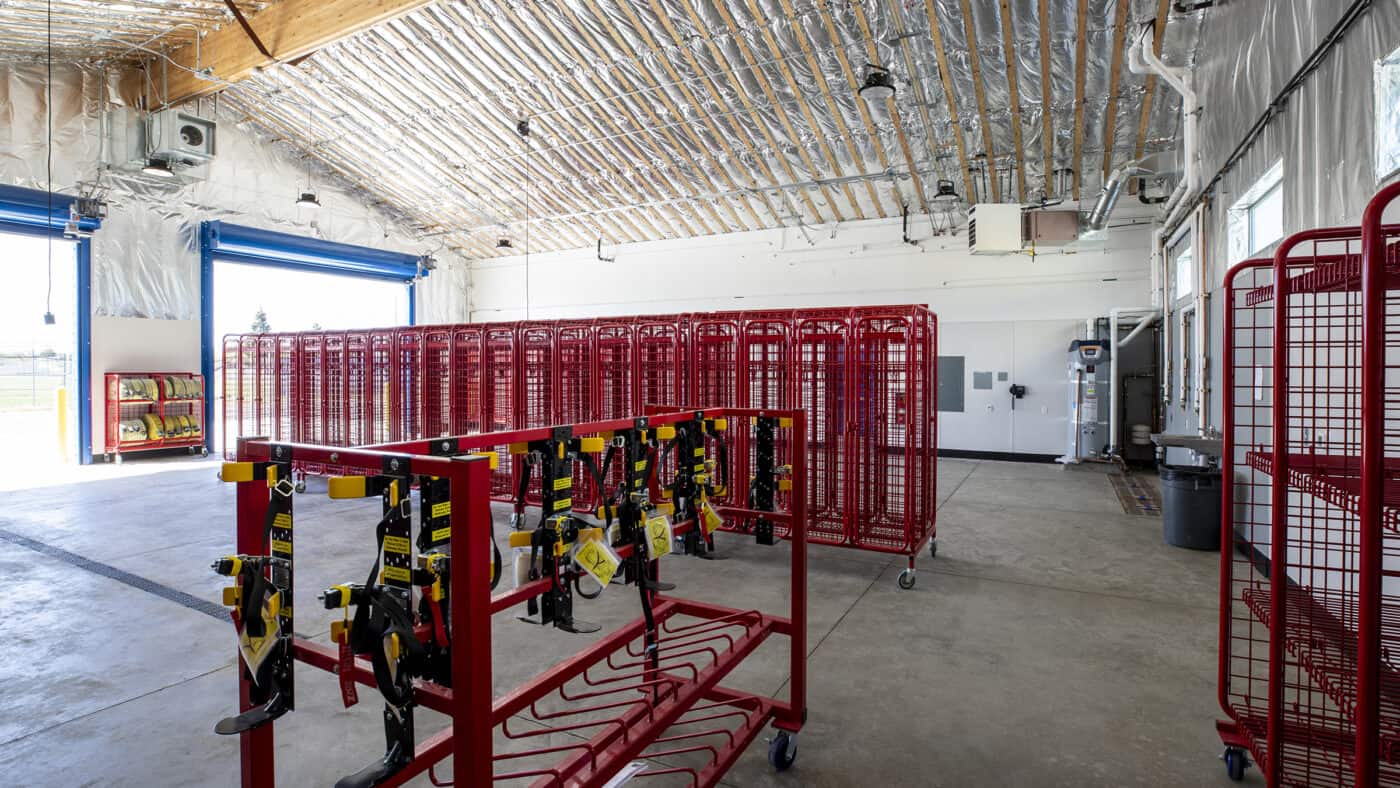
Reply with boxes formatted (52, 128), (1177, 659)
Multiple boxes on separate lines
(103, 453), (112, 464)
(929, 539), (938, 558)
(114, 454), (123, 465)
(187, 446), (196, 455)
(1223, 747), (1248, 782)
(201, 447), (209, 457)
(897, 569), (916, 590)
(294, 481), (307, 494)
(768, 731), (796, 772)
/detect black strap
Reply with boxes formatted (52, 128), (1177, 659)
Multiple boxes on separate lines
(576, 453), (613, 533)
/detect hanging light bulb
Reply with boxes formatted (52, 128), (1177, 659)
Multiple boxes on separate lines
(296, 102), (320, 209)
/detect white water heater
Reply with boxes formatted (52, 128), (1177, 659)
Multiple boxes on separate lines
(1058, 339), (1111, 464)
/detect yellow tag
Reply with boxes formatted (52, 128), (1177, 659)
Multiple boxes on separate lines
(431, 527), (451, 543)
(634, 460), (647, 471)
(270, 539), (292, 555)
(645, 515), (673, 560)
(431, 501), (451, 519)
(693, 463), (705, 473)
(573, 540), (620, 587)
(694, 448), (705, 457)
(383, 566), (412, 583)
(554, 497), (572, 511)
(553, 476), (571, 491)
(701, 502), (724, 535)
(383, 535), (411, 554)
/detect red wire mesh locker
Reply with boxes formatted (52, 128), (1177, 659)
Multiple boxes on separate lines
(451, 326), (484, 437)
(298, 334), (325, 445)
(392, 328), (424, 443)
(691, 318), (740, 506)
(595, 321), (635, 501)
(344, 332), (369, 447)
(851, 311), (928, 556)
(364, 330), (395, 445)
(740, 317), (795, 536)
(638, 320), (683, 411)
(797, 316), (853, 545)
(422, 328), (453, 439)
(558, 322), (599, 511)
(323, 333), (348, 447)
(518, 323), (558, 506)
(483, 326), (517, 498)
(220, 336), (242, 458)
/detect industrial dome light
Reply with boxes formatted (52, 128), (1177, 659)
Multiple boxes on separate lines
(296, 191), (321, 208)
(858, 64), (895, 103)
(141, 158), (176, 178)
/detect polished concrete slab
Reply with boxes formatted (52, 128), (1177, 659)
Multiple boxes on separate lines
(0, 458), (1243, 786)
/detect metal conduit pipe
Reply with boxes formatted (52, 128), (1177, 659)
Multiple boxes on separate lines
(1108, 306), (1158, 457)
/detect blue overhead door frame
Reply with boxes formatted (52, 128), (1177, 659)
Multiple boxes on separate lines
(199, 220), (424, 450)
(0, 185), (101, 465)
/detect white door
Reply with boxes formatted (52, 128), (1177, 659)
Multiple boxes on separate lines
(937, 321), (1014, 453)
(1011, 321), (1078, 455)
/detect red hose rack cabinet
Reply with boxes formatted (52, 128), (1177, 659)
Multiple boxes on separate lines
(1216, 183), (1400, 787)
(220, 304), (937, 586)
(223, 406), (807, 787)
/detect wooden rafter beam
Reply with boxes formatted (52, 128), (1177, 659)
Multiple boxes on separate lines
(1132, 0), (1173, 190)
(1071, 0), (1088, 201)
(1100, 0), (1133, 188)
(957, 0), (1000, 203)
(998, 0), (1027, 202)
(1038, 0), (1054, 197)
(920, 0), (976, 205)
(137, 0), (435, 107)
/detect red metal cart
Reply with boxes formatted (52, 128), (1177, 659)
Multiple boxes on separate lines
(221, 406), (807, 787)
(1216, 185), (1400, 786)
(103, 371), (208, 462)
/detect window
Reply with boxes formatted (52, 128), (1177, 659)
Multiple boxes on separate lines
(1171, 235), (1193, 302)
(1181, 307), (1195, 409)
(1228, 161), (1284, 265)
(1377, 46), (1400, 182)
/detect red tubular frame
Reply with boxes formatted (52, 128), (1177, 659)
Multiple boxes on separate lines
(219, 305), (935, 568)
(1216, 197), (1400, 787)
(228, 407), (807, 787)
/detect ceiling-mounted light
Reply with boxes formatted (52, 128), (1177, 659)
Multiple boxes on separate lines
(296, 191), (321, 208)
(934, 179), (959, 200)
(142, 158), (175, 178)
(858, 64), (895, 103)
(497, 238), (513, 249)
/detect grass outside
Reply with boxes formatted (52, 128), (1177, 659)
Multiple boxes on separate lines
(0, 375), (67, 411)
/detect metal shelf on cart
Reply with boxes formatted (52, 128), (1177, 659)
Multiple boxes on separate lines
(1240, 583), (1400, 764)
(1246, 450), (1400, 533)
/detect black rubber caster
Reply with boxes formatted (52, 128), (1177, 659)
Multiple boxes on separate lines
(897, 569), (916, 590)
(768, 731), (796, 771)
(1223, 747), (1248, 782)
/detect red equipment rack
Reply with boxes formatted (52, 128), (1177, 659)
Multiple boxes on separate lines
(219, 305), (937, 585)
(226, 407), (807, 787)
(103, 371), (208, 462)
(1216, 184), (1400, 787)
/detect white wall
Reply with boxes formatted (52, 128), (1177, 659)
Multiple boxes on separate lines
(472, 214), (1155, 454)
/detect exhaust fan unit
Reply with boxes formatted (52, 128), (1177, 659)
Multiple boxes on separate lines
(148, 109), (217, 166)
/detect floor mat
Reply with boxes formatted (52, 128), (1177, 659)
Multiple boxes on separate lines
(1109, 472), (1161, 516)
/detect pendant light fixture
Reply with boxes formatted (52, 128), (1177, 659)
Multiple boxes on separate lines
(858, 64), (896, 103)
(297, 101), (320, 209)
(142, 158), (176, 178)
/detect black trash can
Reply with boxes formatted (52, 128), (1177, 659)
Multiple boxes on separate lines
(1159, 464), (1222, 550)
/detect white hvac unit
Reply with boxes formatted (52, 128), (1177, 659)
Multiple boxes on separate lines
(967, 203), (1024, 254)
(147, 109), (217, 166)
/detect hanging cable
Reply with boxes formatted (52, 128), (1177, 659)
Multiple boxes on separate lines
(518, 118), (531, 321)
(44, 0), (54, 326)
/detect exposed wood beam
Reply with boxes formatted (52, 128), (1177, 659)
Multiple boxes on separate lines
(1132, 0), (1173, 192)
(674, 3), (825, 224)
(846, 2), (933, 213)
(919, 0), (976, 205)
(710, 1), (848, 223)
(998, 0), (1028, 202)
(957, 0), (1001, 203)
(137, 0), (435, 107)
(811, 0), (903, 217)
(608, 0), (770, 230)
(743, 0), (867, 221)
(1038, 0), (1054, 198)
(1071, 0), (1088, 200)
(642, 0), (786, 224)
(1100, 0), (1133, 188)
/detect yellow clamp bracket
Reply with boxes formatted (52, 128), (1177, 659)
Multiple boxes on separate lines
(713, 418), (727, 432)
(267, 591), (282, 619)
(578, 437), (605, 454)
(266, 465), (278, 487)
(220, 462), (254, 483)
(328, 476), (368, 499)
(508, 531), (534, 549)
(326, 584), (353, 608)
(471, 451), (500, 470)
(388, 480), (400, 508)
(779, 480), (793, 492)
(219, 556), (244, 577)
(330, 619), (350, 644)
(508, 442), (529, 456)
(557, 442), (566, 460)
(388, 632), (401, 662)
(222, 586), (240, 607)
(656, 425), (676, 441)
(779, 417), (793, 429)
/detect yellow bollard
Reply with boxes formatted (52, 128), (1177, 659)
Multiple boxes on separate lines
(55, 386), (70, 463)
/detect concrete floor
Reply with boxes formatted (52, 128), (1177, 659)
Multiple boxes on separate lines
(0, 458), (1244, 787)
